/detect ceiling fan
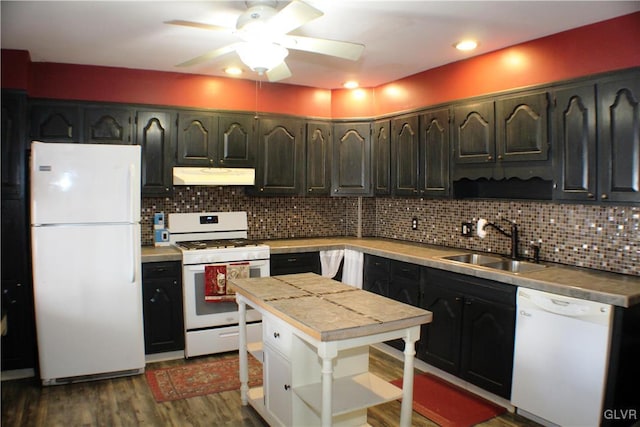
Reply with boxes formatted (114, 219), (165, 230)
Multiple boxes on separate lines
(166, 0), (365, 82)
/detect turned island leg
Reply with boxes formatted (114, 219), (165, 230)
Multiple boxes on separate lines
(237, 298), (249, 406)
(400, 327), (420, 427)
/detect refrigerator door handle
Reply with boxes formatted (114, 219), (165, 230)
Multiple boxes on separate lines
(128, 164), (136, 222)
(131, 226), (137, 284)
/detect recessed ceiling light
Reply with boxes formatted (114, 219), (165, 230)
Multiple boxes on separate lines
(343, 80), (359, 89)
(224, 66), (243, 76)
(455, 40), (478, 51)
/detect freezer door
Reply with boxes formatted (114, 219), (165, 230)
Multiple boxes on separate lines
(32, 223), (145, 381)
(30, 141), (141, 225)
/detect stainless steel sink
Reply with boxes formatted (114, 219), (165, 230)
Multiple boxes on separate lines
(482, 260), (547, 273)
(443, 253), (502, 265)
(442, 253), (547, 274)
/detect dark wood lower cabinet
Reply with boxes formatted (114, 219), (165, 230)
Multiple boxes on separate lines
(142, 262), (184, 354)
(420, 269), (516, 399)
(270, 252), (321, 276)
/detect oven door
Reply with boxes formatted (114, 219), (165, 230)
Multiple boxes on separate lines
(183, 259), (268, 330)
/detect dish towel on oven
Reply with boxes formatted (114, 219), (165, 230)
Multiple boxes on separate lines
(204, 264), (228, 301)
(320, 249), (344, 279)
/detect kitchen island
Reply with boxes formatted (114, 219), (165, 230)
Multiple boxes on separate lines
(231, 273), (432, 427)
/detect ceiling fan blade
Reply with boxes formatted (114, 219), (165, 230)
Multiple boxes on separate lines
(267, 1), (323, 35)
(266, 62), (292, 82)
(176, 43), (242, 67)
(165, 19), (232, 33)
(279, 35), (364, 61)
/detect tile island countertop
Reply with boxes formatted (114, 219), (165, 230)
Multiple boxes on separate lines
(230, 272), (432, 341)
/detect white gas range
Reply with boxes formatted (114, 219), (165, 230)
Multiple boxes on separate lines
(168, 211), (269, 358)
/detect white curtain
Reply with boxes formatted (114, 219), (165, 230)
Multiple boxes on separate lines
(320, 249), (344, 278)
(341, 249), (363, 289)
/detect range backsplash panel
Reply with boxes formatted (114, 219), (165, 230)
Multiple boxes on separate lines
(142, 188), (639, 276)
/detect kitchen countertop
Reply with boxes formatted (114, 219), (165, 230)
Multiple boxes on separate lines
(141, 237), (640, 307)
(230, 272), (432, 342)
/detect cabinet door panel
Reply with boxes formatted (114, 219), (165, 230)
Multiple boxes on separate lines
(2, 91), (27, 198)
(218, 114), (255, 167)
(30, 104), (82, 142)
(420, 108), (450, 196)
(85, 107), (133, 145)
(332, 122), (371, 195)
(452, 101), (494, 165)
(177, 113), (217, 166)
(265, 346), (292, 426)
(496, 92), (549, 162)
(392, 115), (420, 196)
(256, 118), (304, 195)
(598, 76), (640, 203)
(419, 285), (462, 374)
(460, 298), (515, 398)
(372, 120), (391, 195)
(137, 111), (174, 197)
(306, 121), (331, 195)
(553, 85), (597, 201)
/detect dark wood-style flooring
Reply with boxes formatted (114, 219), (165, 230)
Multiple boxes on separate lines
(2, 347), (541, 426)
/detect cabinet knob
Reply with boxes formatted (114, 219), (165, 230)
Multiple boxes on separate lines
(173, 280), (178, 285)
(284, 384), (291, 391)
(308, 188), (313, 192)
(587, 193), (594, 199)
(487, 155), (493, 161)
(273, 332), (280, 338)
(220, 159), (224, 163)
(601, 194), (608, 200)
(497, 155), (503, 160)
(334, 189), (339, 193)
(260, 188), (264, 192)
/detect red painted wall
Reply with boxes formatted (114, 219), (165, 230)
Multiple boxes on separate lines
(2, 12), (639, 118)
(333, 12), (640, 117)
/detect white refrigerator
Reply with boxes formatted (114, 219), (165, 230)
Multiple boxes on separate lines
(30, 141), (145, 385)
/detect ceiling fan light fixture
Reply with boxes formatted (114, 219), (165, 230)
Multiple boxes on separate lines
(236, 42), (289, 75)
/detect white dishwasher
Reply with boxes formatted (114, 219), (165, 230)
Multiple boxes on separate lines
(511, 287), (613, 427)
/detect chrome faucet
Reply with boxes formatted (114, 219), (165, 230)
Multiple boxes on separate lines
(479, 218), (519, 260)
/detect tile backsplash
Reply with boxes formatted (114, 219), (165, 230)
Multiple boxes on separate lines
(142, 187), (639, 276)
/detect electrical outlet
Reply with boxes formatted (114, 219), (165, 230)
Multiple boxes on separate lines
(412, 217), (418, 230)
(461, 222), (473, 237)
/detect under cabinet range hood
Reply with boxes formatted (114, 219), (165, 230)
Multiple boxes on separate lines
(172, 167), (255, 186)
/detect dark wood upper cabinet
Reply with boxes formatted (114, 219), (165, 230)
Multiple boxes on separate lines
(176, 112), (218, 166)
(331, 122), (371, 196)
(392, 114), (420, 196)
(305, 121), (331, 195)
(598, 75), (640, 203)
(30, 102), (82, 143)
(495, 91), (550, 163)
(136, 110), (175, 197)
(372, 119), (391, 195)
(553, 84), (598, 201)
(176, 113), (254, 168)
(84, 107), (133, 145)
(255, 117), (305, 195)
(452, 100), (495, 169)
(2, 91), (27, 199)
(420, 108), (450, 197)
(218, 114), (255, 168)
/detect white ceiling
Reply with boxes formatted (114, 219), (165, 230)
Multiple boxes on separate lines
(2, 1), (639, 89)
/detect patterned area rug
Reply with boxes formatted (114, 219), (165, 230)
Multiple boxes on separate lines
(146, 354), (263, 402)
(391, 373), (506, 427)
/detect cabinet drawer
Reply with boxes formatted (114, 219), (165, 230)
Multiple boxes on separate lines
(390, 260), (420, 281)
(142, 261), (180, 279)
(270, 252), (320, 276)
(365, 254), (390, 273)
(263, 315), (292, 356)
